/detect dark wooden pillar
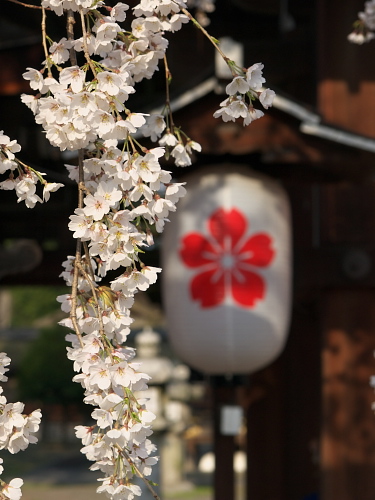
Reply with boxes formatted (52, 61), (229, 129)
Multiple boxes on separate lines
(213, 378), (237, 500)
(246, 361), (286, 500)
(245, 296), (321, 500)
(321, 290), (375, 500)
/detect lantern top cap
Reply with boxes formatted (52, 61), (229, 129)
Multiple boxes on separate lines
(135, 327), (161, 346)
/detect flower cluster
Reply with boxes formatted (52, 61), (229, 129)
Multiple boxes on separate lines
(141, 116), (203, 167)
(0, 353), (41, 500)
(348, 0), (375, 44)
(214, 62), (275, 125)
(57, 141), (186, 495)
(66, 331), (158, 498)
(22, 0), (204, 168)
(0, 130), (63, 208)
(19, 1), (194, 497)
(15, 0), (272, 498)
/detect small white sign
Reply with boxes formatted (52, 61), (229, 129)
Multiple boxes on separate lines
(220, 405), (243, 436)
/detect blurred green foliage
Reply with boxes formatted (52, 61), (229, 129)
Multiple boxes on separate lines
(7, 286), (86, 406)
(10, 286), (66, 327)
(18, 326), (85, 405)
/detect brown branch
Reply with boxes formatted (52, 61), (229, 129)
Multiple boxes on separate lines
(79, 7), (97, 78)
(66, 9), (84, 348)
(69, 149), (86, 347)
(163, 54), (175, 130)
(67, 10), (78, 67)
(118, 448), (161, 500)
(69, 243), (84, 348)
(75, 261), (106, 342)
(6, 0), (48, 9)
(41, 7), (52, 77)
(77, 149), (85, 207)
(83, 241), (96, 282)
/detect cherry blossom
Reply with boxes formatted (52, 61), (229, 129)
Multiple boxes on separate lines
(246, 62), (266, 88)
(0, 353), (10, 382)
(259, 88), (276, 109)
(214, 62), (274, 125)
(349, 0), (375, 44)
(22, 68), (46, 92)
(226, 76), (250, 95)
(0, 132), (64, 206)
(0, 354), (41, 500)
(49, 37), (73, 64)
(2, 478), (23, 500)
(43, 182), (65, 202)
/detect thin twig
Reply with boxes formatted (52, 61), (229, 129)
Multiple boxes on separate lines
(6, 0), (47, 9)
(66, 10), (85, 349)
(70, 248), (84, 348)
(69, 149), (86, 347)
(119, 448), (161, 500)
(67, 10), (78, 66)
(76, 261), (106, 342)
(41, 7), (52, 77)
(83, 241), (96, 282)
(163, 55), (175, 130)
(79, 7), (97, 77)
(77, 149), (85, 209)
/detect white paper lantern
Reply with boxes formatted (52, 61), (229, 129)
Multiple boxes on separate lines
(162, 165), (292, 375)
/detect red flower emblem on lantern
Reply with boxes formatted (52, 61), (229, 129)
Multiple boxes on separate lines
(179, 208), (275, 308)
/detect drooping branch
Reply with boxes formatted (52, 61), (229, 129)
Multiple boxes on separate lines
(67, 9), (78, 66)
(120, 448), (161, 500)
(5, 0), (46, 9)
(41, 7), (52, 77)
(79, 7), (97, 78)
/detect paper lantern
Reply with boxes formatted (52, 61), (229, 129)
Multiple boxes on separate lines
(162, 165), (292, 375)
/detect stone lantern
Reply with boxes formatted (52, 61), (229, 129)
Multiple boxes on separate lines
(134, 327), (174, 431)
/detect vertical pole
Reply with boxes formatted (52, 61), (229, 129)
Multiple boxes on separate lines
(246, 362), (286, 500)
(213, 376), (236, 500)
